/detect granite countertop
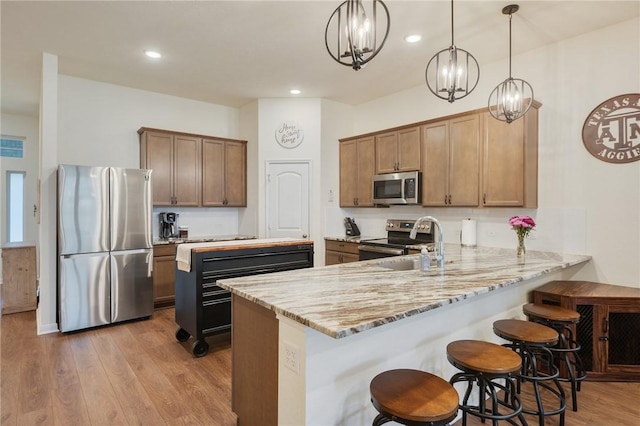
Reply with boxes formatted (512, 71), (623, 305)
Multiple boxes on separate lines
(217, 244), (591, 339)
(153, 234), (255, 245)
(325, 235), (383, 243)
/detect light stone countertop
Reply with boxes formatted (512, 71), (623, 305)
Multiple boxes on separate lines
(217, 244), (591, 339)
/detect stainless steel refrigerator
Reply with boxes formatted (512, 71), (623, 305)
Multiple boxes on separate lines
(57, 165), (153, 332)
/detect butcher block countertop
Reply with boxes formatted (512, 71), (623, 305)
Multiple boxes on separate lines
(176, 238), (313, 271)
(217, 244), (591, 339)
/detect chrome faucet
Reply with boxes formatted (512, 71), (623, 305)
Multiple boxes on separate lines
(410, 216), (445, 267)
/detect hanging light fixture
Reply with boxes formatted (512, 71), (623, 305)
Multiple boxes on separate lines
(488, 4), (534, 123)
(425, 0), (479, 103)
(324, 0), (390, 71)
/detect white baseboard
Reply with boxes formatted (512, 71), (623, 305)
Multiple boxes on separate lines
(38, 322), (59, 335)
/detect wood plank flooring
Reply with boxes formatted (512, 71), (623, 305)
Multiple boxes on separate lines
(2, 306), (639, 425)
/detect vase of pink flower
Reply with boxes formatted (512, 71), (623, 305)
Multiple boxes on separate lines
(509, 215), (536, 257)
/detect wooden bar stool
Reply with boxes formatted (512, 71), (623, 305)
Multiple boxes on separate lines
(447, 340), (527, 426)
(493, 319), (566, 426)
(523, 303), (587, 411)
(370, 369), (459, 426)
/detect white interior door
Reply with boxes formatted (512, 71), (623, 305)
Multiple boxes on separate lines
(266, 161), (310, 239)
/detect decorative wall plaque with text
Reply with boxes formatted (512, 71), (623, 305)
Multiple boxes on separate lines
(275, 121), (304, 149)
(582, 93), (640, 163)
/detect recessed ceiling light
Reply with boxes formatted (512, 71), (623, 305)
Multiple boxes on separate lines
(404, 34), (422, 43)
(144, 50), (162, 59)
(290, 89), (301, 95)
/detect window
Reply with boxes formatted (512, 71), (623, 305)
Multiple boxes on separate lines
(6, 171), (25, 242)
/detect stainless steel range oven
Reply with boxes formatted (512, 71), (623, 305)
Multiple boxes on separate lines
(358, 219), (435, 260)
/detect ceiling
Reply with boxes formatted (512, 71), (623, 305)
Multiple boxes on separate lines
(2, 1), (639, 117)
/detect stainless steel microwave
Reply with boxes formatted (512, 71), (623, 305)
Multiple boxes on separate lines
(372, 171), (421, 205)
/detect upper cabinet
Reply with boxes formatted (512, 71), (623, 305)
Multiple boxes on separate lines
(338, 102), (540, 208)
(340, 136), (375, 207)
(202, 138), (247, 207)
(481, 103), (540, 208)
(422, 114), (480, 207)
(375, 126), (421, 173)
(139, 129), (200, 206)
(139, 128), (247, 207)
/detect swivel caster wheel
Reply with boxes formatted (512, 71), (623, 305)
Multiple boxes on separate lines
(191, 339), (209, 357)
(175, 327), (190, 342)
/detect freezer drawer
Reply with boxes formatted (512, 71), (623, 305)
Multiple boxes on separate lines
(111, 249), (154, 323)
(59, 252), (110, 332)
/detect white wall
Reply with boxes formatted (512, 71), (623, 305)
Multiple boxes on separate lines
(0, 113), (39, 282)
(336, 17), (640, 287)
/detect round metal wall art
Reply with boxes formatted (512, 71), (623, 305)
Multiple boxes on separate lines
(581, 93), (640, 164)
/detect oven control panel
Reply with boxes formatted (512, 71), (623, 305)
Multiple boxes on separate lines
(386, 219), (432, 234)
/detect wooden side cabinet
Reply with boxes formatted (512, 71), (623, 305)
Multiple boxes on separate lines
(2, 242), (37, 314)
(153, 244), (177, 308)
(325, 239), (360, 265)
(202, 138), (247, 207)
(339, 137), (375, 207)
(533, 280), (640, 381)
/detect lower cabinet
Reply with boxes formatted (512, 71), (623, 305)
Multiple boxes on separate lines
(1, 242), (37, 314)
(325, 239), (360, 265)
(533, 280), (640, 381)
(152, 244), (177, 308)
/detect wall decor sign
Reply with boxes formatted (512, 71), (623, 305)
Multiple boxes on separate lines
(275, 121), (304, 149)
(582, 93), (640, 163)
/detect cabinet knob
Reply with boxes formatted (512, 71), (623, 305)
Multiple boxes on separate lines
(599, 336), (609, 341)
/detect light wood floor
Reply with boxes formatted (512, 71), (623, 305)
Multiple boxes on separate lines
(2, 307), (639, 425)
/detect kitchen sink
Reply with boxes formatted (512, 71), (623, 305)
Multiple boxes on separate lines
(378, 257), (453, 271)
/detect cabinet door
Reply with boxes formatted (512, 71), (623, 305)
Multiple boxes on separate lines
(224, 141), (247, 206)
(144, 132), (174, 206)
(202, 139), (226, 206)
(173, 135), (201, 206)
(483, 114), (525, 206)
(375, 131), (398, 173)
(325, 250), (343, 266)
(449, 115), (480, 206)
(421, 121), (449, 206)
(601, 304), (640, 375)
(340, 140), (358, 207)
(397, 127), (421, 172)
(356, 137), (376, 206)
(153, 255), (176, 306)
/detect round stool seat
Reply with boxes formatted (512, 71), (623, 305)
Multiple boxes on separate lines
(523, 303), (580, 323)
(447, 340), (522, 375)
(494, 319), (559, 345)
(370, 369), (459, 425)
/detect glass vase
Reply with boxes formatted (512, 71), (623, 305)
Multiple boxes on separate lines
(516, 234), (526, 257)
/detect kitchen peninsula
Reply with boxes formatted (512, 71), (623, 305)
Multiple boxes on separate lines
(217, 245), (591, 426)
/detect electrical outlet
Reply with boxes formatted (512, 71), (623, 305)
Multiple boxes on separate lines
(283, 341), (300, 374)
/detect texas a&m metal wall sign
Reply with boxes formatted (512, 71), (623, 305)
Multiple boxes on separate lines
(582, 93), (640, 164)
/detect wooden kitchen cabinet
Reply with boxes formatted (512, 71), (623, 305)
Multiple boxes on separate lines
(340, 136), (375, 207)
(1, 242), (37, 314)
(375, 126), (421, 174)
(202, 138), (247, 207)
(481, 102), (540, 207)
(153, 244), (177, 308)
(533, 280), (640, 382)
(421, 114), (480, 207)
(139, 128), (201, 206)
(325, 239), (360, 265)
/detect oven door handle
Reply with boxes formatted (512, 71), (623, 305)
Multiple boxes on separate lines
(358, 245), (406, 256)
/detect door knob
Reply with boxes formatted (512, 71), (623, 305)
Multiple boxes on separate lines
(302, 234), (308, 238)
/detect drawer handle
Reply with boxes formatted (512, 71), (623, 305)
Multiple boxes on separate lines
(203, 297), (231, 307)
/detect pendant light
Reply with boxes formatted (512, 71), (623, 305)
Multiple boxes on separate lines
(324, 0), (390, 71)
(425, 0), (479, 103)
(488, 4), (534, 123)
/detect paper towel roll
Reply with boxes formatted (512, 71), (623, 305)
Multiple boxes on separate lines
(461, 219), (477, 247)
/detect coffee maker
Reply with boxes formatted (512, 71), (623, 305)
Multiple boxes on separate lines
(159, 212), (178, 239)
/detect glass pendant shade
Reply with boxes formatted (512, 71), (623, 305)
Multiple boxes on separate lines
(425, 0), (479, 103)
(325, 0), (390, 70)
(488, 4), (534, 123)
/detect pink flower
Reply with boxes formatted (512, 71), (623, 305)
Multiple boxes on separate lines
(509, 215), (536, 228)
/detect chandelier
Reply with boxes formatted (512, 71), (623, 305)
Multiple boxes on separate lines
(324, 0), (390, 71)
(425, 0), (479, 103)
(488, 4), (534, 123)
